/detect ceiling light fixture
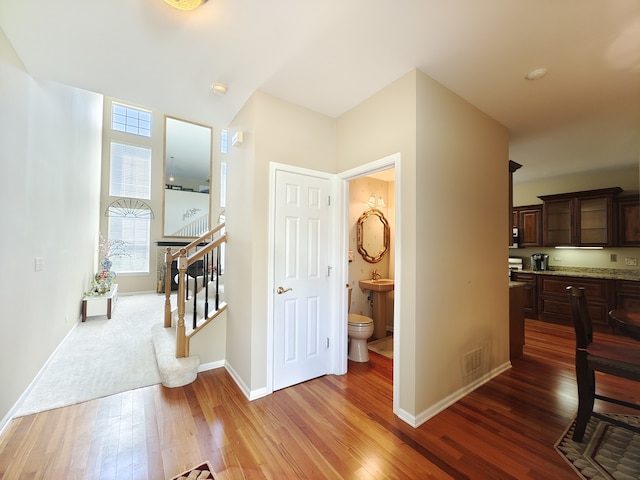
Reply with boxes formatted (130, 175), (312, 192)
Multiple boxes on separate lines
(164, 0), (207, 11)
(525, 68), (548, 81)
(211, 82), (228, 96)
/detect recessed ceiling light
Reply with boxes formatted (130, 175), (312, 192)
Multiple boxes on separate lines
(211, 82), (228, 95)
(525, 68), (548, 81)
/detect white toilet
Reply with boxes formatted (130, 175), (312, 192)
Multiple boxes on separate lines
(347, 287), (374, 362)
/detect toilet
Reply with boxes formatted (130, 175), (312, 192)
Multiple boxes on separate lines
(347, 287), (374, 362)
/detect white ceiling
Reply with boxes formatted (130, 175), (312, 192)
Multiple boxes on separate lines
(1, 0), (638, 184)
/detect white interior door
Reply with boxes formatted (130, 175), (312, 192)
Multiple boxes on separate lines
(273, 169), (331, 390)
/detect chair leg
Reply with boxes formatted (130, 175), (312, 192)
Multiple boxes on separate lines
(572, 362), (595, 442)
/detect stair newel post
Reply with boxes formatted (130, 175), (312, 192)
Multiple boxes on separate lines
(164, 247), (173, 328)
(176, 248), (187, 358)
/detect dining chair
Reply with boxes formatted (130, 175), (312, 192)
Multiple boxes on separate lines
(566, 285), (640, 442)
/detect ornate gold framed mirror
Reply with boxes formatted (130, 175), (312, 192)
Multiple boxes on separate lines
(357, 208), (390, 263)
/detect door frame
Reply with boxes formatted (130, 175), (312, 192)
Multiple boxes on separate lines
(337, 152), (401, 413)
(267, 162), (342, 394)
(266, 153), (401, 407)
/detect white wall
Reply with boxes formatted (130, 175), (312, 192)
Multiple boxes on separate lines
(0, 29), (103, 424)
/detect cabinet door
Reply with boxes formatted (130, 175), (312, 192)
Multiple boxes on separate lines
(577, 196), (612, 246)
(518, 207), (542, 247)
(538, 275), (613, 328)
(543, 200), (573, 246)
(512, 272), (537, 317)
(617, 196), (640, 246)
(615, 280), (640, 311)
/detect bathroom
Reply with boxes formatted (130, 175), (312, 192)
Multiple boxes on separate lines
(348, 169), (396, 358)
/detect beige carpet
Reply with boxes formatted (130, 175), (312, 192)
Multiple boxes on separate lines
(368, 336), (393, 359)
(15, 292), (163, 417)
(555, 414), (640, 479)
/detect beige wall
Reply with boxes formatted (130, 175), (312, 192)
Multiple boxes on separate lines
(514, 164), (639, 206)
(337, 69), (510, 422)
(414, 71), (509, 417)
(226, 92), (337, 395)
(0, 30), (103, 424)
(513, 163), (640, 271)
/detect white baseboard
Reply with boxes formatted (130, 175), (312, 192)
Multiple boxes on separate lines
(0, 320), (81, 436)
(396, 361), (512, 428)
(198, 360), (225, 372)
(224, 362), (270, 401)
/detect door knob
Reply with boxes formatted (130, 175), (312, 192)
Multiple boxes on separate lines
(277, 286), (292, 294)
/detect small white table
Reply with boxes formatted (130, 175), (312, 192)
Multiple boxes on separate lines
(82, 284), (118, 322)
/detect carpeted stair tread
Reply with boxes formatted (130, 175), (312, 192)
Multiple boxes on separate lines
(151, 323), (200, 388)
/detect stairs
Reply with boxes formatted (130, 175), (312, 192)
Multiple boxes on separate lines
(151, 323), (200, 387)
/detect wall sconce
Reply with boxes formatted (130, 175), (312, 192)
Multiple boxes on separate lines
(367, 193), (386, 208)
(164, 0), (207, 11)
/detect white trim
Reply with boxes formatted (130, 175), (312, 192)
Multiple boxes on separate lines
(1, 319), (81, 435)
(197, 360), (226, 372)
(403, 362), (512, 428)
(337, 152), (401, 415)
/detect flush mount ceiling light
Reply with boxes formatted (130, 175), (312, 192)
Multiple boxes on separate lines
(211, 82), (228, 95)
(525, 68), (548, 81)
(164, 0), (207, 11)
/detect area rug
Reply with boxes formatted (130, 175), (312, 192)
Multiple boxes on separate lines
(368, 336), (393, 359)
(14, 293), (163, 417)
(170, 461), (216, 479)
(555, 414), (640, 479)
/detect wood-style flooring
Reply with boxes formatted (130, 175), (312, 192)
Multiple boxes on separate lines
(2, 319), (640, 479)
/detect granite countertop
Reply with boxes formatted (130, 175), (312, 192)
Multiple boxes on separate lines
(516, 267), (640, 282)
(509, 281), (527, 288)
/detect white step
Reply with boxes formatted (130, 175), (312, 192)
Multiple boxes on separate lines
(151, 323), (200, 388)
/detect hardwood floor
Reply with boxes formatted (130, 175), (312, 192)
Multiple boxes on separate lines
(2, 319), (639, 479)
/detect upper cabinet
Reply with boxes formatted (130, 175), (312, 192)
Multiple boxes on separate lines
(617, 195), (640, 246)
(539, 187), (622, 247)
(513, 204), (542, 247)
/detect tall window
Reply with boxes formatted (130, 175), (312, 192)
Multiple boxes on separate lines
(107, 103), (153, 274)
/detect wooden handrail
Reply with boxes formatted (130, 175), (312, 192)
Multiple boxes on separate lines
(164, 223), (225, 327)
(163, 223), (227, 358)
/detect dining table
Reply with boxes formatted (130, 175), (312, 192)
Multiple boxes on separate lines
(609, 309), (640, 342)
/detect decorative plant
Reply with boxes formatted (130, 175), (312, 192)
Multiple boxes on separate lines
(85, 234), (129, 296)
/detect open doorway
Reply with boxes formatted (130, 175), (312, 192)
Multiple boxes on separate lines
(339, 152), (400, 413)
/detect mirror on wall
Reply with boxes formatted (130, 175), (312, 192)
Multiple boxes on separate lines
(357, 208), (390, 263)
(163, 116), (213, 237)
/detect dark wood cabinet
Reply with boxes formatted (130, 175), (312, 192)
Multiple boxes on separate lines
(539, 188), (622, 247)
(537, 275), (614, 330)
(616, 195), (640, 246)
(615, 280), (640, 312)
(511, 272), (537, 317)
(513, 205), (542, 247)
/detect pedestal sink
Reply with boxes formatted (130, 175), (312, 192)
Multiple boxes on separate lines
(358, 279), (394, 339)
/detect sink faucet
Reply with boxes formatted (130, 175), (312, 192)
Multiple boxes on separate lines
(372, 270), (381, 281)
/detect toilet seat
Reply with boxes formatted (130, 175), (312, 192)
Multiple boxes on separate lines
(348, 313), (373, 326)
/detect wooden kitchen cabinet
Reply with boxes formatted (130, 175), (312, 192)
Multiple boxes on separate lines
(537, 275), (614, 330)
(616, 195), (640, 246)
(513, 205), (542, 247)
(511, 272), (537, 317)
(539, 187), (622, 247)
(615, 280), (640, 312)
